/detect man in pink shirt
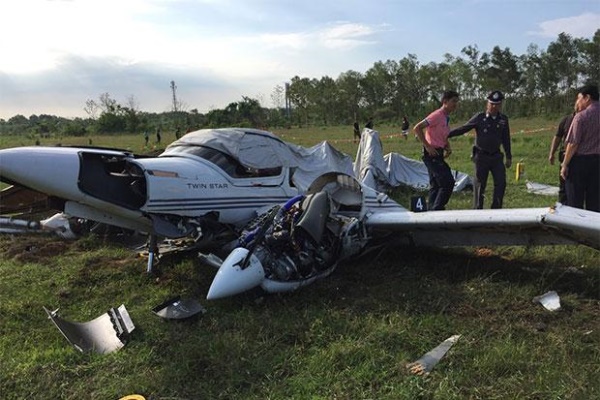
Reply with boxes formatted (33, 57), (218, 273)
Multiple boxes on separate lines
(560, 84), (600, 212)
(413, 90), (460, 210)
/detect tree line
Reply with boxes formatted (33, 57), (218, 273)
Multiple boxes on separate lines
(0, 30), (597, 137)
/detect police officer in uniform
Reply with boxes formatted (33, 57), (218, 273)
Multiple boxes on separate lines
(449, 90), (512, 209)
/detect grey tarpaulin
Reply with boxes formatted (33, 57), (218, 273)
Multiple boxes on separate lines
(164, 128), (354, 192)
(354, 129), (472, 192)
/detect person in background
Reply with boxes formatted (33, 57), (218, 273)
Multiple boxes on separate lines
(353, 121), (361, 143)
(548, 107), (578, 204)
(413, 90), (460, 210)
(401, 116), (409, 140)
(448, 90), (512, 209)
(144, 130), (149, 146)
(156, 127), (162, 144)
(560, 84), (600, 212)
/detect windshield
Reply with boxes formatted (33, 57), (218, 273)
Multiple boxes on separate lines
(164, 145), (282, 178)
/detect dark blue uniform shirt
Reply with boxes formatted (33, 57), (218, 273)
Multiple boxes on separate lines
(449, 112), (512, 159)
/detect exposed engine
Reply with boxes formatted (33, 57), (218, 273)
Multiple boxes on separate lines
(237, 189), (368, 284)
(206, 173), (373, 299)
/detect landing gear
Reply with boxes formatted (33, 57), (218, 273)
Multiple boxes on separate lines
(146, 234), (159, 274)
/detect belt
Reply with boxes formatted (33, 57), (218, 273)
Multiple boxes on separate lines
(475, 146), (500, 156)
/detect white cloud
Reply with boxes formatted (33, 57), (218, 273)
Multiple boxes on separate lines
(529, 13), (600, 38)
(320, 23), (378, 50)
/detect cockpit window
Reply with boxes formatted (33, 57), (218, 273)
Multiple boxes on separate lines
(165, 145), (282, 178)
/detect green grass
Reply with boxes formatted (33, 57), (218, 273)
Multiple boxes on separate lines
(1, 120), (599, 399)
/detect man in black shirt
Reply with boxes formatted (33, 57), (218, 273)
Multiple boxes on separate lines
(353, 121), (361, 143)
(548, 112), (576, 204)
(449, 90), (512, 209)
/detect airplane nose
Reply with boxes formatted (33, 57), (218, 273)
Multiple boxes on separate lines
(0, 147), (81, 199)
(206, 247), (265, 300)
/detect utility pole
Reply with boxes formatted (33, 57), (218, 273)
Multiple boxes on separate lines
(284, 82), (291, 120)
(170, 80), (179, 112)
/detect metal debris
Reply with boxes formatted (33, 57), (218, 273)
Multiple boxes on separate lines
(406, 335), (461, 376)
(533, 290), (561, 311)
(152, 296), (206, 320)
(44, 304), (135, 354)
(198, 253), (223, 269)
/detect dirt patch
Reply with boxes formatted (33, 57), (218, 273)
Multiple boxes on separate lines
(0, 236), (71, 263)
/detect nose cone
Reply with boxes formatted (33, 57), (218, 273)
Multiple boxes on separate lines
(0, 147), (81, 199)
(207, 247), (265, 300)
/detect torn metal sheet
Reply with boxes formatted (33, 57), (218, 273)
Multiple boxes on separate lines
(533, 290), (561, 311)
(44, 304), (135, 354)
(152, 296), (206, 320)
(406, 335), (461, 376)
(526, 181), (559, 197)
(198, 253), (223, 269)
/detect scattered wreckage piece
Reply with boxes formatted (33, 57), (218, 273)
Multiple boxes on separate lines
(533, 291), (561, 311)
(152, 296), (206, 320)
(0, 185), (51, 216)
(526, 181), (559, 197)
(0, 213), (80, 239)
(44, 305), (135, 354)
(406, 335), (461, 376)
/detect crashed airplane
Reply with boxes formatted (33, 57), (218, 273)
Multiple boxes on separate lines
(1, 128), (598, 300)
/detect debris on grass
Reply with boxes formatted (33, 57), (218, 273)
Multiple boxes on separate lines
(406, 334), (461, 376)
(44, 304), (135, 354)
(152, 295), (206, 320)
(532, 290), (561, 311)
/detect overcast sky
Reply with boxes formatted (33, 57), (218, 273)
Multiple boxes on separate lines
(0, 0), (598, 120)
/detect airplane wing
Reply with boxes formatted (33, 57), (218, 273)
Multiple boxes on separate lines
(365, 204), (600, 250)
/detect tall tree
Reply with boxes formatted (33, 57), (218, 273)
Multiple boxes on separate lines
(287, 76), (314, 126)
(336, 70), (363, 123)
(580, 29), (600, 85)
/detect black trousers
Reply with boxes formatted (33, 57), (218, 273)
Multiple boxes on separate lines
(558, 150), (567, 204)
(422, 149), (455, 210)
(565, 154), (600, 212)
(473, 150), (506, 209)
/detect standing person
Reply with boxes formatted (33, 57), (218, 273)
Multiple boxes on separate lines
(560, 84), (600, 212)
(548, 109), (577, 204)
(353, 121), (361, 143)
(144, 130), (149, 146)
(401, 116), (409, 140)
(365, 117), (374, 129)
(156, 127), (162, 144)
(448, 90), (512, 209)
(175, 126), (181, 139)
(413, 90), (460, 210)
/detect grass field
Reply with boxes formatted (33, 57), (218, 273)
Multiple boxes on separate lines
(1, 119), (599, 399)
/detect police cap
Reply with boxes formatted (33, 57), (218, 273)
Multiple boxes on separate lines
(487, 90), (504, 104)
